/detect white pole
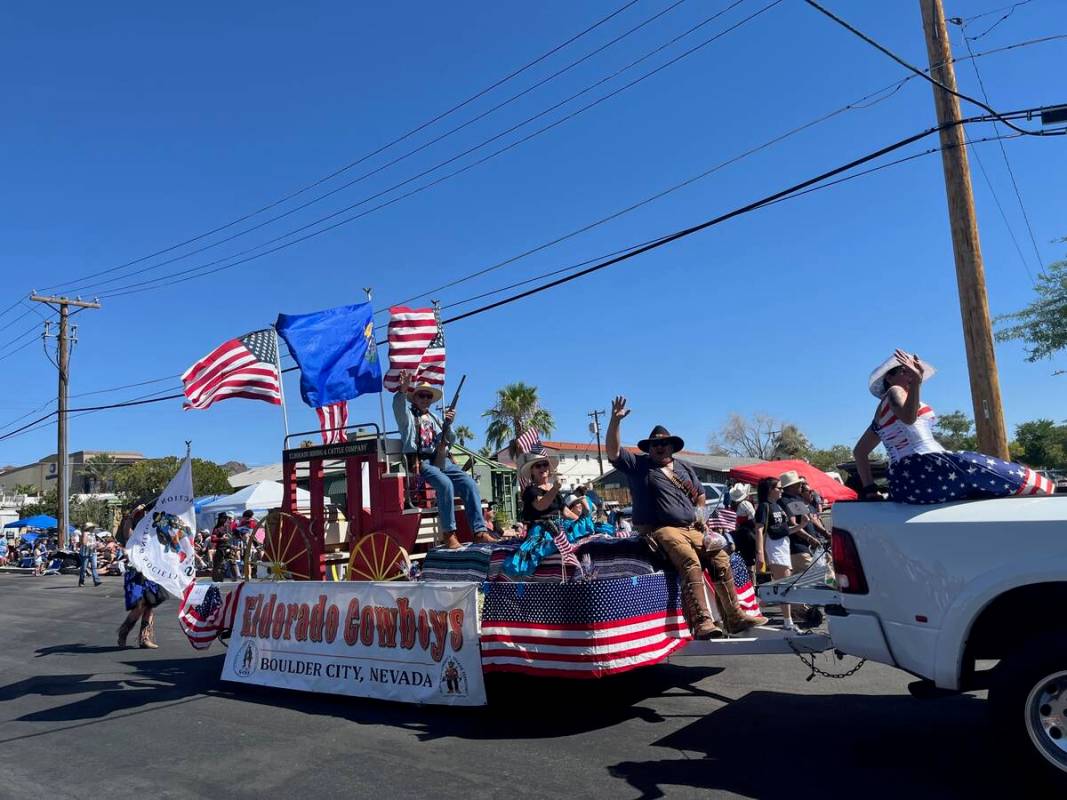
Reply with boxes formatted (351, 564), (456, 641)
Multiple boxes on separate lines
(272, 326), (291, 444)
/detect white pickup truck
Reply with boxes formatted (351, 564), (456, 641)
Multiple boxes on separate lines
(759, 496), (1067, 781)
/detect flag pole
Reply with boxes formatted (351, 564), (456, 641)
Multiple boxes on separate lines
(366, 288), (388, 438)
(272, 325), (291, 444)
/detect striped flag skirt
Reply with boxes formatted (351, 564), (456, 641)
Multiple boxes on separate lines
(888, 450), (1055, 504)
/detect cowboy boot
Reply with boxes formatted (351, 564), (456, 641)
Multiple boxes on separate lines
(704, 551), (768, 633)
(680, 565), (722, 640)
(139, 615), (159, 649)
(117, 618), (135, 648)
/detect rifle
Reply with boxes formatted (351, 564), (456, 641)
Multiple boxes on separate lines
(432, 374), (467, 470)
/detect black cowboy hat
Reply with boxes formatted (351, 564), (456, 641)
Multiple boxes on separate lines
(637, 425), (685, 453)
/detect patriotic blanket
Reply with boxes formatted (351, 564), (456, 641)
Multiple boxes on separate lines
(178, 581), (245, 650)
(420, 534), (658, 584)
(480, 572), (690, 678)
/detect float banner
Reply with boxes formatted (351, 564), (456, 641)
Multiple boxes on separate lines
(221, 581), (485, 706)
(126, 456), (196, 598)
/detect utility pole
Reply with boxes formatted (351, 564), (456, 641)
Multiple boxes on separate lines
(588, 409), (605, 476)
(31, 294), (101, 550)
(919, 0), (1009, 459)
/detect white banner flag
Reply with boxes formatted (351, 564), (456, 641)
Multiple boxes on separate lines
(126, 456), (197, 598)
(222, 581), (486, 706)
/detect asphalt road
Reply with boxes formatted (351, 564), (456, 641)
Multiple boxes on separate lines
(0, 572), (1019, 800)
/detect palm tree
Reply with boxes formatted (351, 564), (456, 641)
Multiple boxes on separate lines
(453, 425), (475, 448)
(482, 382), (555, 457)
(82, 453), (118, 493)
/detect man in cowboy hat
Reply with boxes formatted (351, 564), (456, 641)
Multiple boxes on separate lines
(605, 396), (766, 639)
(78, 522), (102, 587)
(778, 470), (825, 572)
(393, 370), (490, 549)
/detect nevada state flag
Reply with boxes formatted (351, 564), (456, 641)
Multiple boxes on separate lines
(126, 456), (197, 598)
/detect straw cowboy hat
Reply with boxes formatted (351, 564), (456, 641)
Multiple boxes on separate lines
(408, 381), (443, 403)
(728, 483), (751, 503)
(517, 451), (559, 483)
(637, 425), (685, 453)
(868, 353), (937, 398)
(779, 470), (806, 490)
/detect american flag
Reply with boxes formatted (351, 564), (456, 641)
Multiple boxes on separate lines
(711, 507), (737, 532)
(729, 552), (762, 618)
(316, 401), (348, 444)
(178, 582), (244, 650)
(551, 525), (582, 577)
(382, 306), (446, 392)
(182, 328), (282, 410)
(515, 428), (548, 489)
(480, 572), (690, 677)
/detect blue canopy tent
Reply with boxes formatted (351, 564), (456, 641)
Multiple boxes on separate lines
(3, 514), (75, 532)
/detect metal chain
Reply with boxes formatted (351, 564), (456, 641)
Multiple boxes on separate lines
(788, 638), (866, 681)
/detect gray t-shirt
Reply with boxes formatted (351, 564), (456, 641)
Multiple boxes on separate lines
(609, 450), (704, 528)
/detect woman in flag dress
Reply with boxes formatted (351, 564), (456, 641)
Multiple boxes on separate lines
(853, 350), (1055, 503)
(116, 502), (168, 648)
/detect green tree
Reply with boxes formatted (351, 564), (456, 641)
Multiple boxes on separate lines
(809, 444), (853, 472)
(708, 413), (811, 460)
(995, 244), (1067, 366)
(1012, 419), (1067, 469)
(482, 382), (555, 456)
(115, 457), (233, 507)
(933, 410), (978, 451)
(19, 486), (58, 519)
(82, 453), (119, 492)
(13, 483), (38, 497)
(773, 424), (812, 460)
(453, 425), (475, 448)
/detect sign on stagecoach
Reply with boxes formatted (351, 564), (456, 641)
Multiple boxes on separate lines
(221, 580), (486, 706)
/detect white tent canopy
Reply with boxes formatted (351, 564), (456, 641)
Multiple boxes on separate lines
(197, 481), (317, 528)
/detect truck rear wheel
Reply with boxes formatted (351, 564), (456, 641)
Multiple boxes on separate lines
(990, 633), (1067, 783)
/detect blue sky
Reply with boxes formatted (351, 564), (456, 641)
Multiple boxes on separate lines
(1, 0), (1065, 471)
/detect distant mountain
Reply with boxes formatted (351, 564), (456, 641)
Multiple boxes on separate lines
(221, 461), (248, 476)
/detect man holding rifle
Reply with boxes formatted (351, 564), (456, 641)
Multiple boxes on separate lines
(393, 370), (491, 549)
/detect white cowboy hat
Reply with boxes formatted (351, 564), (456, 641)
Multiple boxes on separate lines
(868, 353), (937, 398)
(83, 522), (97, 530)
(563, 493), (582, 508)
(408, 381), (443, 403)
(517, 451), (559, 482)
(728, 483), (750, 503)
(779, 470), (806, 490)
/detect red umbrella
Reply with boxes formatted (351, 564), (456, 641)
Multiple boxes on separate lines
(728, 459), (857, 504)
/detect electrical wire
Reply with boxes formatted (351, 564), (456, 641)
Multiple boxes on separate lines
(0, 115), (1055, 445)
(956, 23), (1047, 279)
(51, 0), (695, 298)
(37, 0), (644, 295)
(962, 1), (1037, 25)
(82, 0), (783, 299)
(802, 0), (1062, 138)
(961, 0), (1036, 39)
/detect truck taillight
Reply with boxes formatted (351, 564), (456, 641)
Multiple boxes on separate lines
(831, 527), (868, 595)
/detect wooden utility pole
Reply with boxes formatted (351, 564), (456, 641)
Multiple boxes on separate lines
(919, 0), (1009, 459)
(30, 294), (101, 550)
(588, 409), (605, 476)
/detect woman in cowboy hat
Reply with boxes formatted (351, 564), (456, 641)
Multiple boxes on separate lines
(393, 370), (491, 548)
(725, 483), (760, 571)
(853, 349), (1054, 503)
(503, 451), (594, 578)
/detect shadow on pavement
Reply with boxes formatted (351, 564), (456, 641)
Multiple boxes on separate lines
(34, 644), (126, 657)
(607, 688), (1017, 799)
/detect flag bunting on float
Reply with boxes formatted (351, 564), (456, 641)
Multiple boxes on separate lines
(181, 329), (282, 410)
(316, 401), (348, 444)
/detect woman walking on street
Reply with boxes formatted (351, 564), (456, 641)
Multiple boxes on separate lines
(116, 503), (167, 649)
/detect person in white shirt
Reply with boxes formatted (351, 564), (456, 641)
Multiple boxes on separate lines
(78, 523), (101, 587)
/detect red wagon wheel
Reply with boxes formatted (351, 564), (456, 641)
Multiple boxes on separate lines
(347, 532), (410, 581)
(261, 510), (316, 581)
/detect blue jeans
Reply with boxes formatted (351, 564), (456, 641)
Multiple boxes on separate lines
(419, 459), (487, 535)
(79, 548), (99, 585)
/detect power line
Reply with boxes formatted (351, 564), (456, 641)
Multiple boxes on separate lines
(52, 0), (695, 298)
(83, 0), (783, 299)
(802, 0), (1062, 138)
(37, 0), (644, 296)
(0, 115), (1054, 445)
(955, 21), (1047, 278)
(962, 1), (1036, 25)
(960, 0), (1037, 38)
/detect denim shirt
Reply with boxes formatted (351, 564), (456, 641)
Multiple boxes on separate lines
(392, 391), (453, 456)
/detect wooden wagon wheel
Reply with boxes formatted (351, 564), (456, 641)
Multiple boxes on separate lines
(261, 510), (316, 581)
(346, 532), (410, 581)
